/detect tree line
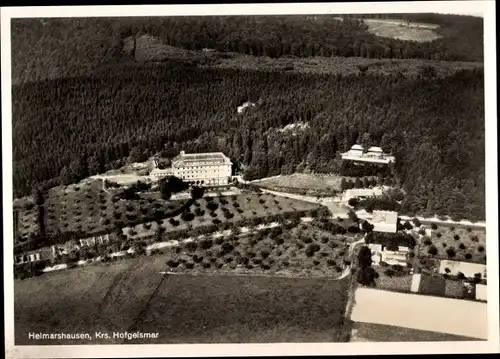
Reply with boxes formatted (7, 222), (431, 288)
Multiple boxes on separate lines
(11, 14), (482, 85)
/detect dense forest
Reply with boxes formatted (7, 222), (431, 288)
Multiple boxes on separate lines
(11, 14), (482, 84)
(12, 60), (485, 220)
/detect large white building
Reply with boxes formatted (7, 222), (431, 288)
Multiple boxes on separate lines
(171, 151), (232, 186)
(341, 144), (395, 164)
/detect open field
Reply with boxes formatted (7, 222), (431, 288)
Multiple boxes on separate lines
(124, 193), (320, 240)
(15, 254), (349, 344)
(350, 287), (488, 340)
(420, 226), (486, 264)
(149, 221), (361, 278)
(363, 18), (441, 42)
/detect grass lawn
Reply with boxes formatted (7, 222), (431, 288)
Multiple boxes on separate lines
(363, 18), (441, 42)
(254, 174), (344, 192)
(124, 193), (320, 239)
(375, 271), (413, 292)
(15, 253), (349, 345)
(153, 221), (360, 278)
(420, 226), (486, 264)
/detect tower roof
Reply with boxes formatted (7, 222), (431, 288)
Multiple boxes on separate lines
(367, 146), (383, 153)
(351, 144), (363, 151)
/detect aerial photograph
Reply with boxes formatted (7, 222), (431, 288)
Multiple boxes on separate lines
(7, 6), (491, 348)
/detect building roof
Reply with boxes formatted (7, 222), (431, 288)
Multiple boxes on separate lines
(371, 210), (398, 233)
(367, 146), (383, 153)
(172, 151), (231, 167)
(345, 188), (384, 197)
(351, 144), (363, 151)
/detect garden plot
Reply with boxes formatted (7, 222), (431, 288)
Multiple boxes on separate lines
(420, 225), (486, 264)
(13, 198), (39, 242)
(42, 180), (187, 237)
(147, 221), (359, 279)
(124, 193), (320, 240)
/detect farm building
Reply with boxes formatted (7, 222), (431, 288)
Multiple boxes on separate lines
(341, 144), (395, 164)
(439, 260), (487, 279)
(475, 284), (487, 301)
(371, 210), (398, 233)
(368, 243), (409, 266)
(343, 187), (383, 203)
(172, 151), (232, 186)
(14, 246), (54, 265)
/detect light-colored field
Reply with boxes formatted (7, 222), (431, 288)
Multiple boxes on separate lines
(254, 174), (342, 192)
(351, 287), (488, 340)
(363, 19), (441, 42)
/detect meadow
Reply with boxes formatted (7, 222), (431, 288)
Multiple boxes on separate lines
(15, 254), (350, 344)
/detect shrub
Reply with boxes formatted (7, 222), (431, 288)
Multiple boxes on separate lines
(431, 223), (438, 230)
(253, 258), (262, 265)
(259, 199), (265, 204)
(470, 235), (479, 242)
(203, 262), (211, 269)
(260, 263), (271, 270)
(428, 245), (438, 255)
(465, 253), (473, 260)
(305, 243), (321, 257)
(423, 237), (432, 246)
(384, 269), (395, 277)
(212, 219), (221, 225)
(166, 260), (179, 268)
(301, 236), (313, 244)
(185, 262), (194, 269)
(181, 211), (195, 222)
(454, 234), (460, 240)
(185, 241), (198, 252)
(215, 237), (223, 245)
(436, 232), (442, 238)
(221, 242), (234, 255)
(260, 250), (270, 259)
(446, 247), (456, 258)
(458, 243), (466, 250)
(210, 211), (217, 218)
(477, 245), (485, 252)
(327, 259), (336, 267)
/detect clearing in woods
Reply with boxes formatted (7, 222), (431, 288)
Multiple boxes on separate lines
(362, 18), (442, 42)
(253, 174), (343, 192)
